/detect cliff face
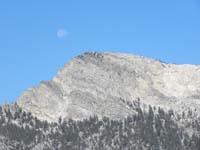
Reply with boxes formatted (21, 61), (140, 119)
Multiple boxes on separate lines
(17, 52), (200, 121)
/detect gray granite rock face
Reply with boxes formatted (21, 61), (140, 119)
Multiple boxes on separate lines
(17, 52), (200, 121)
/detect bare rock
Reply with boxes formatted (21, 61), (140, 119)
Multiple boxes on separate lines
(17, 52), (200, 121)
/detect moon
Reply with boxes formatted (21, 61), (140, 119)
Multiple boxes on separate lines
(57, 29), (67, 38)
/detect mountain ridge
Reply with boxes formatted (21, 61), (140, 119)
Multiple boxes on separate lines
(17, 51), (200, 122)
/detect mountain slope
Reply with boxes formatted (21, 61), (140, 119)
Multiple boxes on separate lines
(1, 103), (200, 150)
(17, 52), (200, 121)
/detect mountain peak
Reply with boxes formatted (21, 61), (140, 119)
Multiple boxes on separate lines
(17, 51), (200, 122)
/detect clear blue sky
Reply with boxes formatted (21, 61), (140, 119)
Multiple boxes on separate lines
(0, 0), (200, 103)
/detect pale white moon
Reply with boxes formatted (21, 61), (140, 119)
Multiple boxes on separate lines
(57, 29), (67, 38)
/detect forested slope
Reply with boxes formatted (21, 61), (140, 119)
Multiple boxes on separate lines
(0, 102), (200, 150)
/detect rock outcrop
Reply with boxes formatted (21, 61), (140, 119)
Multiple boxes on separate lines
(17, 52), (200, 121)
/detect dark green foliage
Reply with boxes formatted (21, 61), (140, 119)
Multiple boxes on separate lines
(0, 103), (200, 149)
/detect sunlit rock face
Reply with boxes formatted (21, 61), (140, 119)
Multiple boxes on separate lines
(17, 52), (200, 122)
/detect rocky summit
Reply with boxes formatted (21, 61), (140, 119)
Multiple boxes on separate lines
(17, 52), (200, 122)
